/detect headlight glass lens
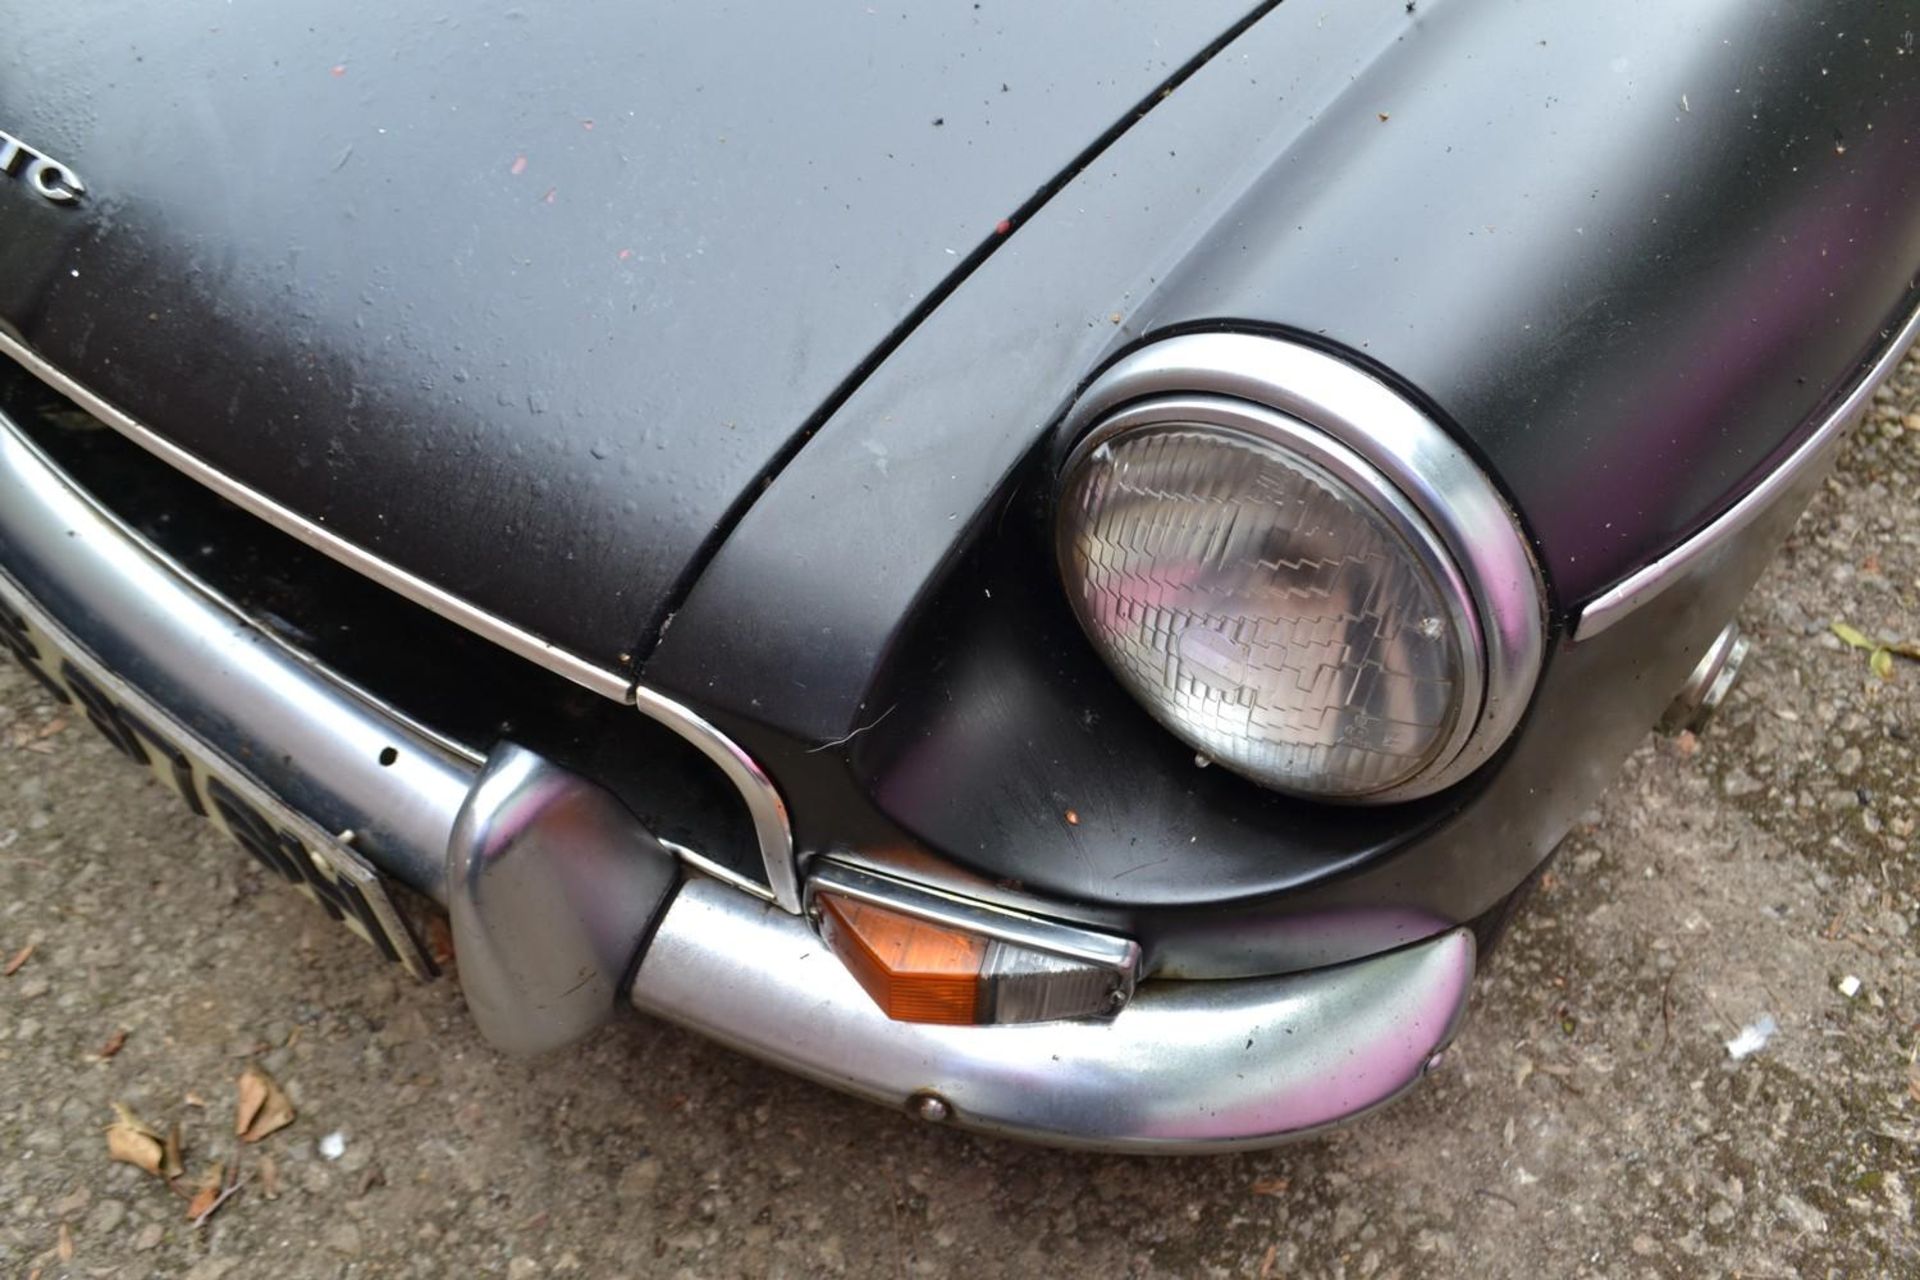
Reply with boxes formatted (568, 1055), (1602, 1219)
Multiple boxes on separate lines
(1057, 414), (1477, 799)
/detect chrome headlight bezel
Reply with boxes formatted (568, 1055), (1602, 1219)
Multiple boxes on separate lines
(1054, 333), (1545, 804)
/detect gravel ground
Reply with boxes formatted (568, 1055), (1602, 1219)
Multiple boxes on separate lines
(2, 348), (1918, 1279)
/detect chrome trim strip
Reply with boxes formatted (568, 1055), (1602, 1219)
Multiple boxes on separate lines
(0, 331), (632, 702)
(0, 335), (800, 907)
(2, 420), (486, 771)
(807, 858), (1140, 976)
(1060, 333), (1547, 803)
(662, 839), (777, 905)
(0, 409), (477, 901)
(635, 685), (798, 912)
(0, 404), (789, 911)
(1575, 300), (1920, 641)
(632, 876), (1475, 1152)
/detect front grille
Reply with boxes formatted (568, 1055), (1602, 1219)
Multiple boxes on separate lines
(0, 363), (768, 887)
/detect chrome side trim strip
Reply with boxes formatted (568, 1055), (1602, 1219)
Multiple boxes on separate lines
(1575, 299), (1920, 641)
(662, 839), (778, 905)
(1061, 333), (1547, 802)
(0, 409), (477, 901)
(635, 685), (798, 912)
(632, 876), (1475, 1152)
(0, 330), (632, 702)
(0, 334), (799, 906)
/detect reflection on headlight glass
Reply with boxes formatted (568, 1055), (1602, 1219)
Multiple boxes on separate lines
(1058, 423), (1466, 798)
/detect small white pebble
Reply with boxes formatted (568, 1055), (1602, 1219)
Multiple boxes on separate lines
(319, 1131), (347, 1161)
(1838, 974), (1862, 999)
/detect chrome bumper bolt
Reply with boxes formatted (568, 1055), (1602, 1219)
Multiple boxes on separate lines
(908, 1091), (952, 1124)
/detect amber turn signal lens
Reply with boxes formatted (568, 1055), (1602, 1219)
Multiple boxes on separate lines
(816, 893), (985, 1025)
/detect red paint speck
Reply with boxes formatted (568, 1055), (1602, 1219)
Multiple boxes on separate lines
(995, 218), (1012, 236)
(509, 155), (528, 176)
(330, 64), (347, 77)
(617, 248), (633, 261)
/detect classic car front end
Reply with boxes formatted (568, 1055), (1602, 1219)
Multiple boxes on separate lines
(2, 0), (1917, 1152)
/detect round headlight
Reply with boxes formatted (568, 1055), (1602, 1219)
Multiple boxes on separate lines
(1055, 336), (1543, 802)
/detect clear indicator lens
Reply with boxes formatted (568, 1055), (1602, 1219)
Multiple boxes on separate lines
(1058, 421), (1470, 798)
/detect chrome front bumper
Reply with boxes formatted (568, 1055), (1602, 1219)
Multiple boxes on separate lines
(633, 884), (1470, 1150)
(0, 405), (1474, 1152)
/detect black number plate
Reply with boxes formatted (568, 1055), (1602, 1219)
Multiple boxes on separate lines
(0, 585), (436, 980)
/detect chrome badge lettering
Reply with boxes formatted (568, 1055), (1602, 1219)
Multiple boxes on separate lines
(0, 130), (85, 204)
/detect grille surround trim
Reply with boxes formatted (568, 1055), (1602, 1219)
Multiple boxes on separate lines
(0, 334), (799, 910)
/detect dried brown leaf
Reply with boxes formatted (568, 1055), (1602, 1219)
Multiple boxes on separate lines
(97, 1029), (128, 1060)
(188, 1161), (243, 1227)
(1908, 1062), (1920, 1105)
(234, 1068), (265, 1136)
(3, 942), (33, 976)
(185, 1164), (223, 1223)
(258, 1153), (281, 1201)
(235, 1065), (294, 1143)
(105, 1103), (165, 1177)
(56, 1223), (72, 1263)
(162, 1122), (185, 1181)
(1251, 1176), (1292, 1197)
(423, 914), (455, 968)
(184, 1183), (218, 1221)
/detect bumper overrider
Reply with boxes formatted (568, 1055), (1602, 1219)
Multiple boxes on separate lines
(0, 402), (1474, 1153)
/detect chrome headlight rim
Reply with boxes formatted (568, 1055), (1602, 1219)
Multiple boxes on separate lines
(1055, 332), (1546, 804)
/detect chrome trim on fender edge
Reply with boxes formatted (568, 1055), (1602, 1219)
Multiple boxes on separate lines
(0, 334), (800, 908)
(1060, 333), (1547, 802)
(631, 876), (1476, 1152)
(635, 684), (798, 912)
(1575, 298), (1920, 641)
